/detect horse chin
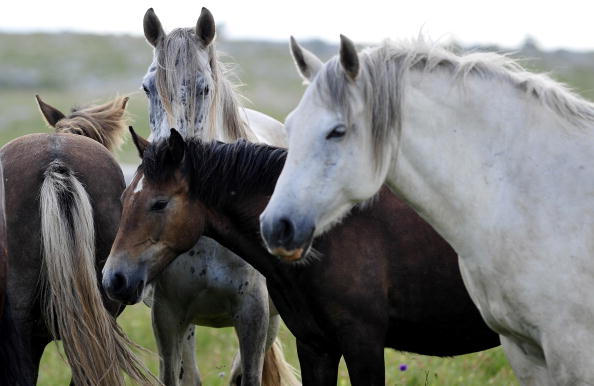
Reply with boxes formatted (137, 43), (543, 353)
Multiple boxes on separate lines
(268, 238), (314, 263)
(121, 280), (146, 305)
(104, 279), (145, 305)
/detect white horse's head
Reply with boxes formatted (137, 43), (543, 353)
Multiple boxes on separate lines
(260, 36), (395, 259)
(141, 7), (216, 140)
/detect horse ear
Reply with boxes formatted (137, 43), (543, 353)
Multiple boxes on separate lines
(339, 34), (359, 80)
(129, 126), (149, 158)
(35, 95), (65, 128)
(144, 8), (165, 47)
(167, 129), (185, 165)
(121, 96), (129, 110)
(290, 36), (323, 84)
(196, 7), (215, 47)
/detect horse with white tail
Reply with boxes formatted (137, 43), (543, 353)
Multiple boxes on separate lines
(105, 7), (296, 386)
(261, 35), (594, 385)
(0, 95), (158, 385)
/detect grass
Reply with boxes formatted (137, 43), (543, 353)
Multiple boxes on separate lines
(37, 304), (517, 385)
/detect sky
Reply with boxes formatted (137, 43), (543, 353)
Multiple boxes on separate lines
(2, 0), (594, 51)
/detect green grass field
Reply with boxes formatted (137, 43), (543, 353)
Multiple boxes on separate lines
(36, 304), (517, 385)
(4, 32), (594, 385)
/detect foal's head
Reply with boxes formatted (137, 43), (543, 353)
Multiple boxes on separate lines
(141, 7), (217, 140)
(35, 95), (129, 151)
(102, 128), (203, 304)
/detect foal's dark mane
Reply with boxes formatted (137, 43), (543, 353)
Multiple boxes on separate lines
(143, 138), (287, 207)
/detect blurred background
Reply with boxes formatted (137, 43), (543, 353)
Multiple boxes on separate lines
(2, 1), (594, 384)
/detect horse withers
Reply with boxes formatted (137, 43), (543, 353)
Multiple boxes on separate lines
(103, 128), (499, 386)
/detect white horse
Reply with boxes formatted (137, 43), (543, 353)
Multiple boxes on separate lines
(138, 8), (295, 386)
(260, 35), (594, 385)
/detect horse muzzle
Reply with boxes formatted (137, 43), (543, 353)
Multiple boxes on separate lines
(259, 212), (315, 262)
(102, 261), (147, 305)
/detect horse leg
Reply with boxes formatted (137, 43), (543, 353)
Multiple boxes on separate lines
(231, 302), (281, 386)
(231, 292), (268, 386)
(152, 296), (187, 386)
(0, 307), (36, 385)
(24, 335), (47, 386)
(229, 350), (242, 386)
(296, 340), (340, 386)
(340, 329), (385, 386)
(13, 332), (47, 385)
(8, 314), (48, 386)
(507, 327), (594, 386)
(500, 335), (550, 386)
(180, 325), (202, 386)
(264, 313), (280, 350)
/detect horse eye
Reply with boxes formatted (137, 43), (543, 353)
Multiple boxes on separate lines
(150, 200), (169, 211)
(142, 84), (150, 96)
(203, 85), (209, 95)
(326, 125), (346, 140)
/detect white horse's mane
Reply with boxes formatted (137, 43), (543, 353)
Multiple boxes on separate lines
(316, 37), (594, 166)
(391, 38), (594, 122)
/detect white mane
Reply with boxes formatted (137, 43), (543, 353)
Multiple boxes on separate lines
(317, 38), (594, 167)
(375, 38), (594, 124)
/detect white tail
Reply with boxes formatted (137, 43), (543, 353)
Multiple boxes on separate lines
(262, 338), (301, 386)
(39, 160), (158, 385)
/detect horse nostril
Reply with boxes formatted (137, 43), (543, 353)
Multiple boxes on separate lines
(277, 217), (295, 245)
(110, 272), (127, 294)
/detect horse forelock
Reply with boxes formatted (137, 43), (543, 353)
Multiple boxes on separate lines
(155, 28), (209, 138)
(153, 28), (251, 142)
(315, 55), (400, 173)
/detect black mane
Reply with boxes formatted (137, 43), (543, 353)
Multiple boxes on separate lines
(142, 138), (287, 207)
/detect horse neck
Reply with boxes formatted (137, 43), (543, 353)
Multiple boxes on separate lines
(200, 191), (328, 340)
(390, 70), (594, 255)
(202, 194), (277, 277)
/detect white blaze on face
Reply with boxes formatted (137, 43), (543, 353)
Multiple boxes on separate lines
(133, 176), (144, 194)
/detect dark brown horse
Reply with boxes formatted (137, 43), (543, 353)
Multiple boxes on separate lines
(103, 128), (500, 386)
(0, 97), (157, 385)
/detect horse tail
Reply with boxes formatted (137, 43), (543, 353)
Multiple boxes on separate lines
(262, 338), (301, 386)
(39, 160), (158, 386)
(0, 298), (28, 385)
